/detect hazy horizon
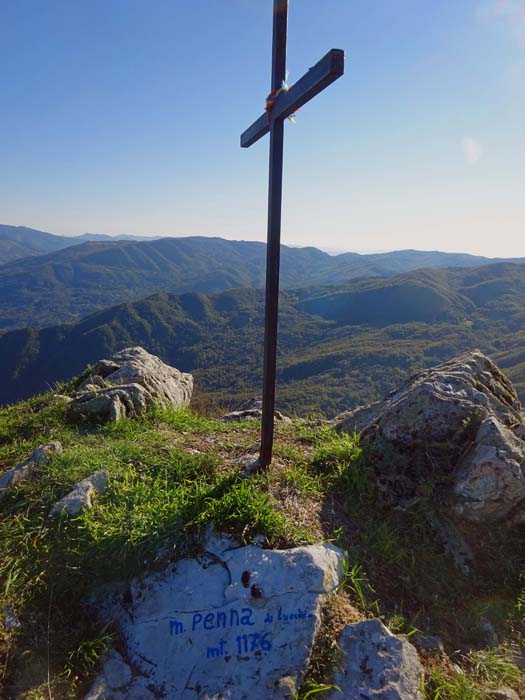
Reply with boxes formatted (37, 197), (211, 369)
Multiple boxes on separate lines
(3, 221), (525, 259)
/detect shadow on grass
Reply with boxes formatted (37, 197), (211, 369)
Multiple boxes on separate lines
(312, 431), (525, 650)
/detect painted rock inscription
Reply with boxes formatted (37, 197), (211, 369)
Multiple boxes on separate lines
(169, 601), (315, 661)
(92, 539), (345, 700)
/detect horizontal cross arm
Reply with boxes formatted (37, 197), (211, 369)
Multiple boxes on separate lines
(240, 48), (344, 148)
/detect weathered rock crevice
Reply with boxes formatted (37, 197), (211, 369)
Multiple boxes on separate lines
(67, 347), (193, 423)
(336, 351), (525, 528)
(0, 442), (62, 504)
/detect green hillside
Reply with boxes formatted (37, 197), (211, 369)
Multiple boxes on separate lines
(0, 225), (155, 266)
(0, 237), (330, 329)
(1, 262), (524, 414)
(297, 268), (475, 325)
(0, 225), (78, 265)
(2, 229), (525, 330)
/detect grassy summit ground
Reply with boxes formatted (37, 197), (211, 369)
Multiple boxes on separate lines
(0, 394), (524, 699)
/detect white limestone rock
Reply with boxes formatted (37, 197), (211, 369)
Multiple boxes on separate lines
(488, 687), (521, 700)
(120, 678), (156, 700)
(329, 619), (423, 700)
(3, 604), (21, 630)
(90, 540), (345, 699)
(0, 442), (62, 503)
(103, 650), (133, 689)
(53, 394), (73, 403)
(51, 469), (108, 517)
(83, 651), (153, 700)
(221, 397), (291, 424)
(335, 351), (525, 524)
(82, 673), (110, 700)
(336, 351), (522, 443)
(454, 417), (525, 523)
(69, 383), (151, 422)
(68, 347), (193, 423)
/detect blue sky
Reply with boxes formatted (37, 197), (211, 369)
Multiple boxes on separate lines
(1, 0), (524, 256)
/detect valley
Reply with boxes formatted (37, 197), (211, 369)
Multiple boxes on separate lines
(2, 226), (525, 331)
(1, 261), (524, 414)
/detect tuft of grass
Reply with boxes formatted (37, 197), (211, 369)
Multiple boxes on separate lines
(427, 666), (483, 700)
(310, 431), (370, 500)
(343, 563), (373, 612)
(468, 647), (523, 690)
(281, 462), (324, 499)
(359, 517), (410, 568)
(0, 394), (71, 464)
(189, 475), (287, 541)
(294, 420), (336, 446)
(62, 625), (115, 688)
(427, 646), (525, 700)
(297, 683), (339, 699)
(148, 405), (230, 433)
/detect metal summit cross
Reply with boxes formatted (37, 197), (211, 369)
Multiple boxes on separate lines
(241, 0), (344, 468)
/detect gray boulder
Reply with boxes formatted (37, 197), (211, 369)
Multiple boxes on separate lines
(3, 604), (21, 630)
(88, 538), (345, 700)
(336, 351), (525, 524)
(488, 688), (520, 700)
(83, 671), (155, 700)
(82, 674), (110, 700)
(329, 619), (423, 700)
(0, 442), (62, 503)
(102, 650), (133, 690)
(51, 469), (108, 517)
(409, 631), (444, 654)
(221, 397), (291, 423)
(67, 347), (193, 423)
(454, 416), (525, 523)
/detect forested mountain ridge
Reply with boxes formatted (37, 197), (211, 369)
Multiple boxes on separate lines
(0, 225), (80, 264)
(2, 229), (525, 330)
(0, 224), (154, 266)
(1, 262), (524, 413)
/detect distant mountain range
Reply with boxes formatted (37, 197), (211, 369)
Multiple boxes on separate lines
(0, 224), (155, 265)
(1, 225), (525, 330)
(2, 262), (524, 413)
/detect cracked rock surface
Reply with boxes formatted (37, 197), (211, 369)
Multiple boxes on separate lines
(336, 351), (525, 525)
(221, 397), (291, 424)
(0, 442), (62, 503)
(87, 538), (345, 700)
(51, 469), (108, 517)
(67, 347), (193, 423)
(329, 619), (423, 700)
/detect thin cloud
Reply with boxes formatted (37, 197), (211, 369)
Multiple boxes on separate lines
(478, 0), (525, 44)
(462, 137), (484, 164)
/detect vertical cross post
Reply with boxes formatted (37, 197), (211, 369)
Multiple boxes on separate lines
(241, 2), (344, 470)
(260, 0), (288, 468)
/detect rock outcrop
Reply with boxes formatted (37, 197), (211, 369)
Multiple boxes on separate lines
(0, 442), (62, 503)
(329, 619), (423, 700)
(336, 351), (525, 524)
(51, 469), (108, 517)
(453, 416), (525, 523)
(86, 538), (345, 700)
(221, 397), (291, 424)
(67, 347), (193, 423)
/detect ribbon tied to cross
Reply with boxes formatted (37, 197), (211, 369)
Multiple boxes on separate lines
(265, 80), (297, 125)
